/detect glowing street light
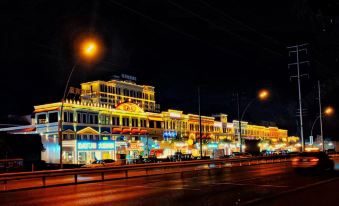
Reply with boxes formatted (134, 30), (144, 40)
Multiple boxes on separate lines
(258, 89), (270, 100)
(237, 88), (271, 153)
(310, 106), (334, 151)
(79, 38), (101, 61)
(59, 36), (103, 169)
(324, 106), (334, 116)
(83, 42), (96, 56)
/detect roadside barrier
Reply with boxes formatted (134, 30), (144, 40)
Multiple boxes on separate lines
(0, 156), (291, 192)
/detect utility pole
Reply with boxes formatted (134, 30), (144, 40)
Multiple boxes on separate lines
(146, 134), (149, 157)
(198, 87), (203, 159)
(59, 63), (77, 169)
(236, 93), (242, 153)
(318, 81), (324, 151)
(287, 43), (309, 152)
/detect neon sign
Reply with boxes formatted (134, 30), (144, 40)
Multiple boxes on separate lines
(115, 141), (127, 147)
(129, 142), (144, 149)
(78, 142), (97, 150)
(163, 130), (177, 138)
(121, 74), (137, 81)
(151, 143), (160, 149)
(77, 141), (115, 150)
(170, 112), (181, 118)
(174, 142), (187, 148)
(98, 141), (115, 150)
(207, 143), (218, 148)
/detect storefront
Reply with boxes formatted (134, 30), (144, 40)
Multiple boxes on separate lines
(76, 140), (115, 164)
(173, 141), (189, 154)
(115, 140), (128, 157)
(127, 141), (144, 159)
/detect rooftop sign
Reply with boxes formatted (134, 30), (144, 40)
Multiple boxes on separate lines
(169, 112), (181, 118)
(121, 74), (137, 82)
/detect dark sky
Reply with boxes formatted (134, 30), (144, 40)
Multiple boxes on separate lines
(1, 0), (339, 139)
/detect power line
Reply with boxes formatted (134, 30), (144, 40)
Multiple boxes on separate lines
(168, 0), (283, 57)
(107, 0), (245, 59)
(198, 0), (284, 48)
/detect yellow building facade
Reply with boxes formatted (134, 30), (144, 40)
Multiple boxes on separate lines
(1, 78), (298, 164)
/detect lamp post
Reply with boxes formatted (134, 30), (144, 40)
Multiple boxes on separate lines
(58, 37), (101, 169)
(198, 87), (203, 159)
(310, 106), (334, 151)
(237, 89), (269, 153)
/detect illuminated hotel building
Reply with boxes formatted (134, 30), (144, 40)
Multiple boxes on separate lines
(80, 74), (159, 112)
(0, 78), (296, 164)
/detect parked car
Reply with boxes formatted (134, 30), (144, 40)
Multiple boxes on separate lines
(326, 149), (336, 155)
(292, 152), (334, 171)
(167, 152), (183, 161)
(143, 155), (159, 163)
(197, 156), (210, 160)
(81, 159), (119, 168)
(288, 152), (300, 156)
(222, 155), (233, 158)
(168, 152), (197, 161)
(181, 154), (197, 161)
(231, 152), (252, 158)
(260, 150), (269, 156)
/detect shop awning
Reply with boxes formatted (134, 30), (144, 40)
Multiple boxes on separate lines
(140, 129), (148, 135)
(112, 128), (122, 134)
(148, 116), (163, 121)
(196, 135), (211, 139)
(131, 128), (140, 134)
(122, 128), (131, 134)
(150, 149), (164, 155)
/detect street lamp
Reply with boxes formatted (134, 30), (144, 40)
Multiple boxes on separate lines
(237, 89), (270, 153)
(258, 89), (269, 100)
(58, 36), (101, 169)
(310, 106), (334, 151)
(324, 106), (334, 116)
(198, 87), (203, 159)
(79, 38), (102, 61)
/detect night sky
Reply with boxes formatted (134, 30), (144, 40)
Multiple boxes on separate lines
(1, 0), (339, 139)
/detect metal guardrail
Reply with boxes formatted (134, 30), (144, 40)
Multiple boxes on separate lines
(0, 156), (291, 192)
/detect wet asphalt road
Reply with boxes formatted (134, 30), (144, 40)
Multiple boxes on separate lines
(0, 160), (338, 206)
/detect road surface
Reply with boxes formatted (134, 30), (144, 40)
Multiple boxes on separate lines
(0, 160), (338, 206)
(0, 158), (282, 191)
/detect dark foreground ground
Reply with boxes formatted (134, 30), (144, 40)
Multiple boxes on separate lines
(0, 159), (338, 206)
